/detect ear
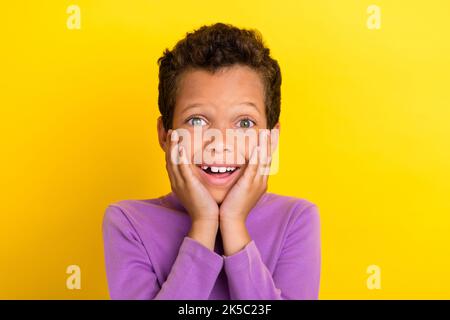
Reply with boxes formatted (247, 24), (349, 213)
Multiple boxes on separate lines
(157, 116), (169, 152)
(270, 122), (280, 155)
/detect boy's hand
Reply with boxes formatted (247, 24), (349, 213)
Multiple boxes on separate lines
(219, 135), (272, 226)
(165, 129), (220, 224)
(218, 134), (272, 256)
(165, 129), (220, 251)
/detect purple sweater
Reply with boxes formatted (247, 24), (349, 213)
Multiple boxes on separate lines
(102, 191), (321, 300)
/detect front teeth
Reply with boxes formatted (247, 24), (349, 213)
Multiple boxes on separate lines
(210, 166), (221, 173)
(201, 166), (237, 173)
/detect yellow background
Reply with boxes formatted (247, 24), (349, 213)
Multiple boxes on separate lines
(1, 0), (449, 299)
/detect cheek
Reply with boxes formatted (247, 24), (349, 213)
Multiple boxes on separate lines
(235, 144), (247, 164)
(190, 142), (204, 164)
(180, 128), (260, 164)
(177, 131), (202, 163)
(239, 136), (258, 162)
(209, 188), (228, 204)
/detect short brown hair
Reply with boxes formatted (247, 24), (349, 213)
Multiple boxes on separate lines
(157, 22), (281, 130)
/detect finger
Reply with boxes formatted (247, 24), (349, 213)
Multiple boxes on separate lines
(164, 129), (175, 167)
(178, 145), (195, 183)
(243, 145), (259, 181)
(166, 129), (184, 187)
(164, 129), (176, 183)
(259, 130), (269, 170)
(260, 131), (272, 177)
(258, 152), (272, 179)
(165, 129), (179, 187)
(255, 144), (266, 180)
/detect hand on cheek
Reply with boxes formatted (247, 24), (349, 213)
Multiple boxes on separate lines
(219, 142), (271, 223)
(165, 129), (219, 224)
(219, 133), (272, 255)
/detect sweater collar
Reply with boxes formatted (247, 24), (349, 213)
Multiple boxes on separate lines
(162, 190), (269, 214)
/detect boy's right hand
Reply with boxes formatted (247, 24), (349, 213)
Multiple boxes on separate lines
(165, 129), (219, 225)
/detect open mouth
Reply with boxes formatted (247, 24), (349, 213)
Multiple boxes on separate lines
(200, 165), (239, 174)
(195, 164), (242, 186)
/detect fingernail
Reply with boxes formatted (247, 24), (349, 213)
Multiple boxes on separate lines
(171, 130), (178, 141)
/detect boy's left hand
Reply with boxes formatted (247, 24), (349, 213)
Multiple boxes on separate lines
(219, 137), (272, 226)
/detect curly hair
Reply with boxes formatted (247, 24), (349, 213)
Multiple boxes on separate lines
(157, 22), (281, 130)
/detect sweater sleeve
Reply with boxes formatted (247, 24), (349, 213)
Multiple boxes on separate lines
(223, 204), (321, 300)
(102, 205), (223, 300)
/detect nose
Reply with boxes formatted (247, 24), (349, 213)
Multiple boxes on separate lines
(202, 126), (235, 163)
(205, 136), (233, 154)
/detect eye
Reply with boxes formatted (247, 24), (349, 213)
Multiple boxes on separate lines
(237, 118), (255, 128)
(187, 116), (207, 126)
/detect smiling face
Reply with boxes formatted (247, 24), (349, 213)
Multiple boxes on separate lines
(158, 64), (278, 204)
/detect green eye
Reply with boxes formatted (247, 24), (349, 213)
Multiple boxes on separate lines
(188, 117), (207, 126)
(238, 118), (254, 128)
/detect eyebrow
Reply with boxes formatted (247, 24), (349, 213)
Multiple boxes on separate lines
(183, 103), (204, 111)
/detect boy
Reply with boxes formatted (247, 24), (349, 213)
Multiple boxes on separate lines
(102, 23), (321, 299)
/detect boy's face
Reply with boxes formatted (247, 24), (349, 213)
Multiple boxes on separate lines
(159, 64), (278, 204)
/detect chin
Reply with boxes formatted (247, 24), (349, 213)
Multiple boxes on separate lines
(209, 188), (229, 205)
(192, 162), (245, 205)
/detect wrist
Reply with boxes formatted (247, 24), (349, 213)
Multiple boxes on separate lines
(219, 221), (251, 256)
(191, 217), (219, 228)
(219, 216), (246, 229)
(188, 219), (219, 251)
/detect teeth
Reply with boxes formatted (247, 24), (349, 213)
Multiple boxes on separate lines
(201, 165), (238, 173)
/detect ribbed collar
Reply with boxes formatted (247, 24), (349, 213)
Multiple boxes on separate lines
(161, 190), (269, 215)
